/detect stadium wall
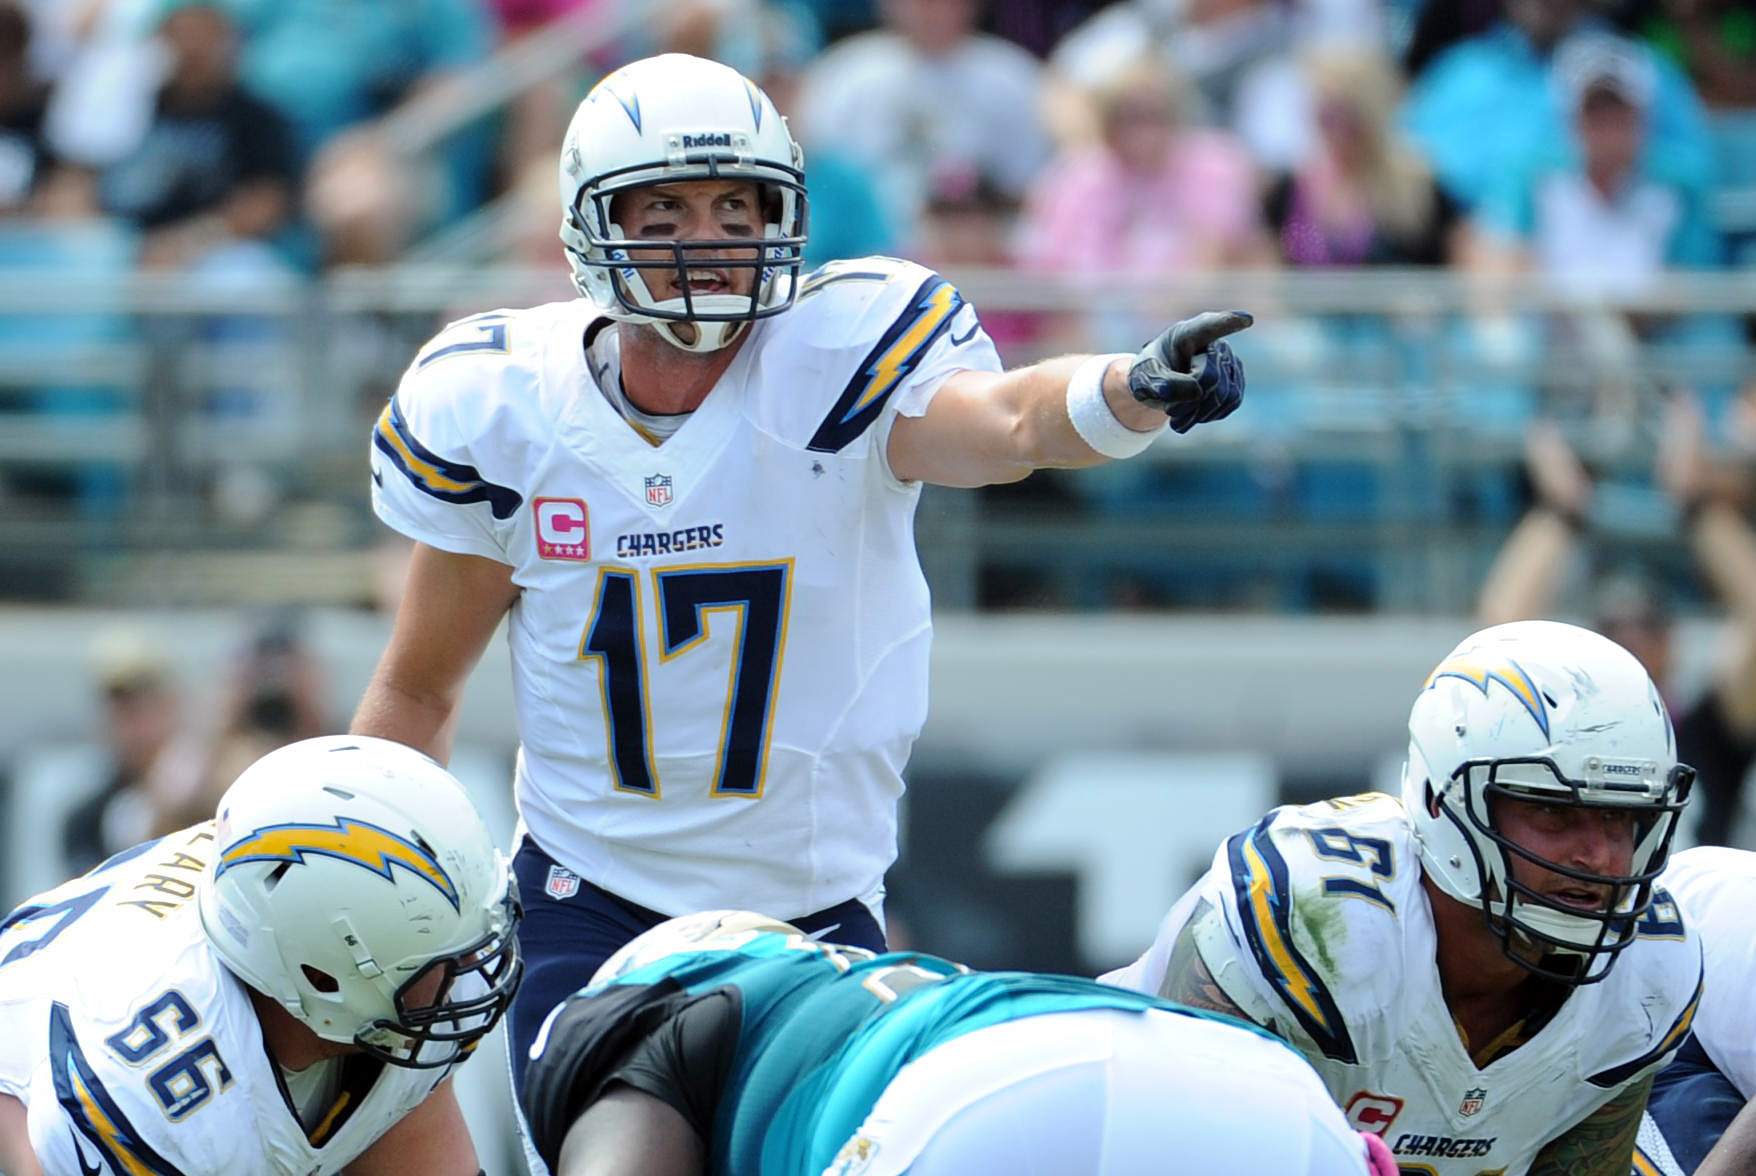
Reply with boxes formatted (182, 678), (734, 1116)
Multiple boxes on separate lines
(0, 607), (1722, 969)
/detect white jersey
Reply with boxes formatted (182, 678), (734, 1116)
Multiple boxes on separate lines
(843, 1007), (1377, 1176)
(1658, 845), (1756, 1098)
(1102, 793), (1703, 1175)
(0, 825), (446, 1176)
(370, 257), (1001, 918)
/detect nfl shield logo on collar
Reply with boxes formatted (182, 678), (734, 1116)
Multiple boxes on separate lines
(644, 473), (673, 507)
(1458, 1088), (1486, 1117)
(544, 864), (581, 900)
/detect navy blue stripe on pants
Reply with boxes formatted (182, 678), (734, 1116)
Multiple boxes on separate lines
(506, 837), (886, 1103)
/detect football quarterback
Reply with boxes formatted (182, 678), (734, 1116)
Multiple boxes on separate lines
(354, 50), (1255, 1114)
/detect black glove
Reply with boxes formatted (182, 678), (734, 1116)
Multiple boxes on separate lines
(1127, 310), (1253, 434)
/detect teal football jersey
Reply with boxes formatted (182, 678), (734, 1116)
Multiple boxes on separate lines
(589, 931), (1267, 1176)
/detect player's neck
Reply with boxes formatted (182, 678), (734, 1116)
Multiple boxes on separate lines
(246, 985), (359, 1070)
(1424, 877), (1543, 1022)
(619, 322), (746, 415)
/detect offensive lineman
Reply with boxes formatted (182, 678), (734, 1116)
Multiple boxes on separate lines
(0, 736), (522, 1176)
(1104, 620), (1701, 1175)
(351, 50), (1255, 1097)
(520, 909), (1398, 1176)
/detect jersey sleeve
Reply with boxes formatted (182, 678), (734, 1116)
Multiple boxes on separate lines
(1190, 800), (1410, 1067)
(1663, 847), (1756, 1097)
(1581, 885), (1704, 1093)
(27, 1106), (116, 1176)
(789, 258), (1002, 457)
(25, 1002), (217, 1176)
(369, 316), (530, 562)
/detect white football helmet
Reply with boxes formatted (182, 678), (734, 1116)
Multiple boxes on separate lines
(590, 909), (804, 987)
(558, 53), (807, 353)
(1403, 620), (1692, 984)
(197, 735), (522, 1068)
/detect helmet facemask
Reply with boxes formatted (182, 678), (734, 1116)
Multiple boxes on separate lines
(562, 147), (807, 353)
(352, 892), (524, 1068)
(1426, 755), (1693, 984)
(557, 56), (810, 353)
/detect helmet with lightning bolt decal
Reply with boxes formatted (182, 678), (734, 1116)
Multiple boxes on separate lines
(197, 735), (522, 1067)
(1403, 621), (1693, 984)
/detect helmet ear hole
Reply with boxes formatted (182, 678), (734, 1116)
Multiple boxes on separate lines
(302, 965), (340, 994)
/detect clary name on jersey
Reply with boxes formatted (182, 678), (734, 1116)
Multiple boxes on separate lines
(122, 826), (215, 918)
(615, 523), (726, 558)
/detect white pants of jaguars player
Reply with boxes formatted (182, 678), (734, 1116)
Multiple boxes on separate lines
(821, 1006), (1372, 1176)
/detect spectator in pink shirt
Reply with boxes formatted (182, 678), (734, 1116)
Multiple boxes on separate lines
(1264, 47), (1465, 268)
(1016, 56), (1272, 279)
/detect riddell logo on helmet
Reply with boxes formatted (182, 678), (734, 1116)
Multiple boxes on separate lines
(681, 132), (733, 149)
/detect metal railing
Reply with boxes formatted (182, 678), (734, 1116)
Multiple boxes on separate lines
(0, 266), (1747, 609)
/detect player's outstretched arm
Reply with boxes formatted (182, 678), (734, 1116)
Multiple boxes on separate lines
(345, 1079), (479, 1176)
(351, 542), (519, 763)
(887, 311), (1252, 487)
(1526, 1074), (1652, 1176)
(0, 1094), (46, 1176)
(554, 1086), (705, 1176)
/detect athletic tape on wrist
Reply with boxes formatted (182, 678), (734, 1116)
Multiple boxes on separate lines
(1065, 353), (1163, 459)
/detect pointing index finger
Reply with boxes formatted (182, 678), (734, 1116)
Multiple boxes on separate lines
(1168, 310), (1255, 364)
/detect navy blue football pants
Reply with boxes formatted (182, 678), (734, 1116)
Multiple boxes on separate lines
(506, 836), (887, 1102)
(1646, 1034), (1746, 1172)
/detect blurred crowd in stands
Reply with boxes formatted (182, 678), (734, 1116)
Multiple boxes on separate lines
(0, 0), (1752, 605)
(1, 0), (1751, 302)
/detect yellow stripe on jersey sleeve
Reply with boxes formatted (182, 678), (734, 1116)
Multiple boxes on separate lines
(1224, 817), (1358, 1063)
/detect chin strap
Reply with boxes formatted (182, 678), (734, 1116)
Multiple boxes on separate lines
(655, 317), (749, 353)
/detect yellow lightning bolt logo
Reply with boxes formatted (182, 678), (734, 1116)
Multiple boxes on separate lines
(375, 402), (474, 494)
(215, 818), (459, 909)
(851, 281), (961, 418)
(1424, 652), (1551, 738)
(1241, 836), (1334, 1036)
(70, 1065), (156, 1176)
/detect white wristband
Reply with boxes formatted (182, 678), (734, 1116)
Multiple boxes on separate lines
(1065, 352), (1164, 459)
